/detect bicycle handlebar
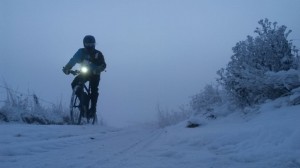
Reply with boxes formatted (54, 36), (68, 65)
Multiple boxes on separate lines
(67, 66), (106, 76)
(69, 70), (80, 76)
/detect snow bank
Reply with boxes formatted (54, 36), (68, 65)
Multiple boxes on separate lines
(156, 99), (300, 168)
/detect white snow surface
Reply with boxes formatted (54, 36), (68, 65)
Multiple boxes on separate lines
(1, 101), (300, 168)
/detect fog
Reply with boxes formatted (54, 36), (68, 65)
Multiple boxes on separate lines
(1, 0), (300, 127)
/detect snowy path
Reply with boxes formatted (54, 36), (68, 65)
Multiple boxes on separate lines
(1, 103), (300, 168)
(0, 124), (165, 168)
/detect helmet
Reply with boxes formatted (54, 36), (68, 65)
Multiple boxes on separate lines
(83, 35), (96, 49)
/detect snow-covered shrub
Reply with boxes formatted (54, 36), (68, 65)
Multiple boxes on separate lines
(157, 84), (224, 127)
(289, 87), (300, 105)
(0, 84), (69, 124)
(218, 19), (299, 107)
(157, 104), (192, 128)
(190, 84), (223, 115)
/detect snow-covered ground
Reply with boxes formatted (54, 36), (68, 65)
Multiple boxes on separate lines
(1, 101), (300, 168)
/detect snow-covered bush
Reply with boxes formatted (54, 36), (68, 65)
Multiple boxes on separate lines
(157, 104), (192, 128)
(190, 84), (223, 115)
(156, 84), (225, 128)
(218, 19), (299, 107)
(0, 84), (69, 124)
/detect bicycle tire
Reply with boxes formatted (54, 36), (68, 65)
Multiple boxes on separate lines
(70, 90), (81, 125)
(70, 85), (98, 125)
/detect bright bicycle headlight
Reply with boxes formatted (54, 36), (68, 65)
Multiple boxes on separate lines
(81, 66), (89, 74)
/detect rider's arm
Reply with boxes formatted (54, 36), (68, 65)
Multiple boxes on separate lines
(97, 51), (106, 70)
(92, 51), (106, 74)
(97, 52), (106, 73)
(64, 49), (84, 70)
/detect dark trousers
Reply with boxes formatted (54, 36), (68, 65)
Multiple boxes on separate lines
(71, 74), (100, 111)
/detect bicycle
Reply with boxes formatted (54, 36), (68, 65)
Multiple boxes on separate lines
(69, 67), (97, 125)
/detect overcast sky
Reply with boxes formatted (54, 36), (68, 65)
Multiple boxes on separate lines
(1, 0), (300, 127)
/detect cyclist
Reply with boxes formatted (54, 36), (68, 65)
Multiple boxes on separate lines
(63, 35), (106, 118)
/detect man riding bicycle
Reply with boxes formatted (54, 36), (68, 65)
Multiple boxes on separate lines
(63, 35), (106, 118)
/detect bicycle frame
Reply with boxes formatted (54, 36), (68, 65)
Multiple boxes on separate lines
(74, 82), (91, 112)
(69, 69), (97, 125)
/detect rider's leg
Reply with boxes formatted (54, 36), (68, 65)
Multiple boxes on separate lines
(89, 74), (100, 116)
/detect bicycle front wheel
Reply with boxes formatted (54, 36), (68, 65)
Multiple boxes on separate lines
(70, 90), (81, 125)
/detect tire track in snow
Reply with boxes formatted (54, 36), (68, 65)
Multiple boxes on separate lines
(89, 128), (164, 168)
(0, 125), (163, 168)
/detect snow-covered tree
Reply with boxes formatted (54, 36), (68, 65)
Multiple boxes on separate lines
(217, 19), (299, 107)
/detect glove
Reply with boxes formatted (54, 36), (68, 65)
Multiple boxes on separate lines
(62, 67), (70, 75)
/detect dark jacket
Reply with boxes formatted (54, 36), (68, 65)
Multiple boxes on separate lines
(65, 48), (106, 75)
